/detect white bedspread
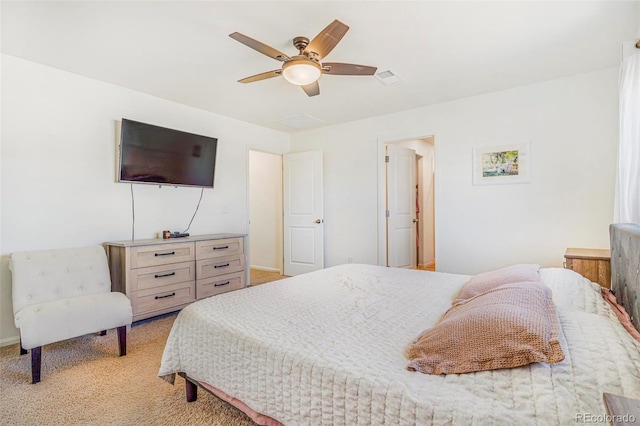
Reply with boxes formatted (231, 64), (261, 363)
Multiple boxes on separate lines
(159, 264), (640, 425)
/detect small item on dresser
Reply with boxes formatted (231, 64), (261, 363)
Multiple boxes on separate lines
(170, 232), (190, 238)
(162, 230), (171, 239)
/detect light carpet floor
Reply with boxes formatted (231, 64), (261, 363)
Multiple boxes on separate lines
(0, 313), (255, 425)
(249, 269), (288, 286)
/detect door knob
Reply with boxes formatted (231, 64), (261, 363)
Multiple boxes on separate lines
(413, 219), (418, 223)
(315, 219), (323, 224)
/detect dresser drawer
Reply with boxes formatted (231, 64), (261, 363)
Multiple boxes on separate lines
(130, 261), (195, 292)
(131, 281), (195, 315)
(130, 242), (195, 268)
(197, 254), (245, 279)
(196, 238), (244, 260)
(197, 271), (245, 299)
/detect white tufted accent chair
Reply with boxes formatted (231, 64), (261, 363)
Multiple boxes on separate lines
(9, 245), (133, 383)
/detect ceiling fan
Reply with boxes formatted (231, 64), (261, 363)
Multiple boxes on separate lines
(229, 19), (377, 97)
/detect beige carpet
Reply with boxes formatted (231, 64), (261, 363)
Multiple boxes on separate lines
(0, 314), (255, 426)
(249, 269), (288, 286)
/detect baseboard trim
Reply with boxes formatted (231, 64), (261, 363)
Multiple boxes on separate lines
(250, 266), (281, 273)
(0, 335), (20, 348)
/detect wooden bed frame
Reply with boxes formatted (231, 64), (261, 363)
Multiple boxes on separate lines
(180, 223), (640, 413)
(179, 372), (199, 402)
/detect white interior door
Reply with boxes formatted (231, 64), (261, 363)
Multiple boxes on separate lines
(386, 144), (417, 268)
(283, 151), (324, 276)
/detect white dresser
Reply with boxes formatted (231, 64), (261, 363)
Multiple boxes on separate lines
(105, 233), (247, 322)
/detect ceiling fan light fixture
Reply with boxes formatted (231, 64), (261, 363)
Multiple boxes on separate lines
(282, 57), (322, 86)
(230, 20), (375, 97)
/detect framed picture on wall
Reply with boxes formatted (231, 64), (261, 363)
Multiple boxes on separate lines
(472, 142), (531, 185)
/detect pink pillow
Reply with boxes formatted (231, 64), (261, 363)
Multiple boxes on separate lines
(406, 282), (564, 375)
(454, 264), (541, 303)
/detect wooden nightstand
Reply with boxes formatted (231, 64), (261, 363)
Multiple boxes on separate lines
(564, 248), (611, 289)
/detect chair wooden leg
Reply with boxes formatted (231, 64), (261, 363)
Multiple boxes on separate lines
(117, 326), (127, 356)
(31, 346), (41, 384)
(99, 330), (107, 336)
(19, 338), (27, 355)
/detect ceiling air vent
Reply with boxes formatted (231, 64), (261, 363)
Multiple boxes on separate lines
(375, 68), (401, 86)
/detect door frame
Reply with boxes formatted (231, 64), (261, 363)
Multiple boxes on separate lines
(376, 134), (439, 267)
(246, 148), (324, 278)
(246, 148), (285, 276)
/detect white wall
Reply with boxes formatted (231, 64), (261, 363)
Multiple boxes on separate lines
(290, 68), (618, 275)
(0, 56), (621, 345)
(249, 150), (283, 272)
(0, 55), (290, 345)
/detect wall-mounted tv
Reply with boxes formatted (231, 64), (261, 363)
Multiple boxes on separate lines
(118, 118), (218, 188)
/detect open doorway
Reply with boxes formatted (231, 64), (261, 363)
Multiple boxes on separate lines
(248, 150), (285, 284)
(378, 137), (435, 270)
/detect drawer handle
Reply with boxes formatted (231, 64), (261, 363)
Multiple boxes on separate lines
(214, 281), (231, 287)
(214, 263), (230, 269)
(155, 251), (176, 257)
(154, 272), (176, 279)
(155, 292), (176, 300)
(213, 245), (229, 250)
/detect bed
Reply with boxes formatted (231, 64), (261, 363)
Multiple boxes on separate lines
(158, 224), (640, 425)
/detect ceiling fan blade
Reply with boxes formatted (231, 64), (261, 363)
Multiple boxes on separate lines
(322, 62), (377, 76)
(229, 32), (290, 62)
(238, 70), (282, 84)
(304, 20), (349, 59)
(301, 81), (320, 97)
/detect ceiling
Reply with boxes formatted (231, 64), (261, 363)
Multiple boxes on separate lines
(2, 1), (638, 133)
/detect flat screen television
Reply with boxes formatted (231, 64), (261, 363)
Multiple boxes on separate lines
(118, 118), (218, 188)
